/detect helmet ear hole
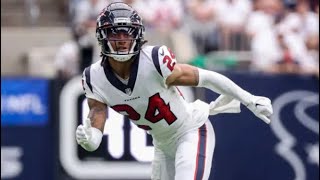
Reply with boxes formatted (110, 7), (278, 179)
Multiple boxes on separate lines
(96, 2), (146, 62)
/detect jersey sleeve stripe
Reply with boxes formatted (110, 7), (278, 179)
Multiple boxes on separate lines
(151, 46), (163, 77)
(84, 66), (93, 93)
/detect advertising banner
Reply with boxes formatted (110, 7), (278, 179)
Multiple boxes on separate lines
(1, 78), (49, 126)
(1, 78), (54, 180)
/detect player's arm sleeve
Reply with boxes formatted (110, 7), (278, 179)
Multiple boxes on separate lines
(197, 68), (253, 106)
(82, 67), (105, 103)
(151, 45), (177, 82)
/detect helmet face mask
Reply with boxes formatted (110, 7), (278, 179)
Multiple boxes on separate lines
(96, 3), (145, 62)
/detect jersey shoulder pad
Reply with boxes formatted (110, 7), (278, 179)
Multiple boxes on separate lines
(81, 65), (104, 103)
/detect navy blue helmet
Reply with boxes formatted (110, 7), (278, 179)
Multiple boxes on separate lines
(96, 2), (145, 62)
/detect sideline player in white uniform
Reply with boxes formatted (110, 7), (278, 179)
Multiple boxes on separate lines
(76, 2), (273, 180)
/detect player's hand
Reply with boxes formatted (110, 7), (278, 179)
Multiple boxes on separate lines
(76, 118), (92, 145)
(246, 96), (273, 124)
(75, 118), (103, 152)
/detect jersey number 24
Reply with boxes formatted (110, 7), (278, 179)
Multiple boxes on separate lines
(111, 93), (177, 130)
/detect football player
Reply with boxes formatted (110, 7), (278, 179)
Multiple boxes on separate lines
(76, 2), (273, 180)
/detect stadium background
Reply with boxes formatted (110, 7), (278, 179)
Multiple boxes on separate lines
(1, 0), (319, 180)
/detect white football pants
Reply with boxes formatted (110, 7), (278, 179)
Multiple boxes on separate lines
(151, 120), (215, 180)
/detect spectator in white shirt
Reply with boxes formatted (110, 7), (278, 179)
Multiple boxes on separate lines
(54, 39), (80, 80)
(245, 0), (284, 72)
(215, 0), (252, 50)
(72, 0), (109, 71)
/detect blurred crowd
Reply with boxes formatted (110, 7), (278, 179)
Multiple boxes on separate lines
(54, 0), (319, 81)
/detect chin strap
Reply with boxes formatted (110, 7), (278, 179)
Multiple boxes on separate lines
(109, 54), (135, 62)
